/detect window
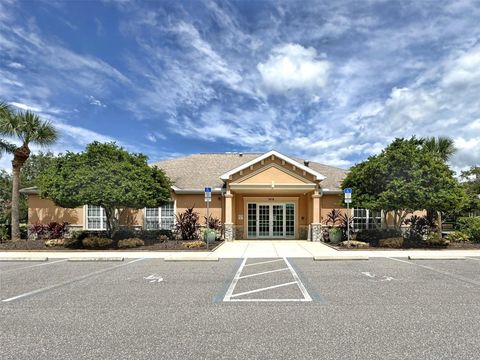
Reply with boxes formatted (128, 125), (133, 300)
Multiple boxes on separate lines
(87, 205), (106, 230)
(353, 208), (382, 231)
(145, 202), (175, 230)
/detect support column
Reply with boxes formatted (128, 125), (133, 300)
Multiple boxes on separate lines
(224, 191), (234, 241)
(311, 189), (322, 242)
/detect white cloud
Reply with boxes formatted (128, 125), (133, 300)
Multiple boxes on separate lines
(86, 95), (107, 107)
(441, 46), (480, 87)
(10, 102), (42, 112)
(7, 62), (24, 69)
(257, 43), (331, 93)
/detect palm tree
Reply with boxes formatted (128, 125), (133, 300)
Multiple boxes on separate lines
(422, 136), (456, 162)
(0, 107), (58, 241)
(0, 103), (16, 158)
(422, 136), (457, 237)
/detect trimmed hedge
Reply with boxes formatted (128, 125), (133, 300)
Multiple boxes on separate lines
(117, 238), (145, 249)
(82, 237), (113, 249)
(355, 228), (402, 246)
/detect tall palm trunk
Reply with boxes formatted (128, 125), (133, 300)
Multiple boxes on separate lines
(11, 145), (30, 241)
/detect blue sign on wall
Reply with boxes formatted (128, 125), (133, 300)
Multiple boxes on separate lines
(204, 187), (212, 193)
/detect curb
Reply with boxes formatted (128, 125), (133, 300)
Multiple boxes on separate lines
(314, 255), (369, 261)
(408, 255), (465, 260)
(165, 256), (219, 262)
(67, 257), (125, 262)
(0, 257), (48, 262)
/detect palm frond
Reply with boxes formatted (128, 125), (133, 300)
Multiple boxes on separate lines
(422, 136), (456, 161)
(0, 101), (13, 118)
(8, 111), (58, 146)
(0, 139), (16, 158)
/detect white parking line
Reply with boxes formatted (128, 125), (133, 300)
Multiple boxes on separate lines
(283, 257), (312, 301)
(1, 258), (145, 303)
(0, 259), (67, 274)
(244, 259), (283, 267)
(230, 281), (298, 298)
(223, 257), (312, 302)
(386, 257), (480, 287)
(238, 268), (289, 279)
(467, 257), (480, 261)
(223, 258), (247, 301)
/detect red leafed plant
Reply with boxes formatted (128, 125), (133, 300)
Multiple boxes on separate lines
(29, 222), (69, 240)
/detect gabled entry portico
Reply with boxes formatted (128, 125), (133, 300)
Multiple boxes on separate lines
(221, 151), (326, 241)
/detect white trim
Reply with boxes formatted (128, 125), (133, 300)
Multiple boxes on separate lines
(219, 150), (326, 181)
(85, 205), (107, 231)
(172, 187), (223, 194)
(245, 199), (297, 239)
(144, 201), (176, 230)
(232, 162), (315, 185)
(230, 183), (316, 190)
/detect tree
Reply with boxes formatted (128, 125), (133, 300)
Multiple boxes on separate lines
(37, 142), (172, 237)
(422, 136), (456, 162)
(342, 138), (467, 230)
(0, 102), (16, 158)
(0, 152), (57, 225)
(0, 108), (58, 240)
(460, 166), (480, 214)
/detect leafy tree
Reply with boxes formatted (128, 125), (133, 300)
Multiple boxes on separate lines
(342, 137), (467, 230)
(37, 142), (172, 237)
(460, 166), (480, 214)
(0, 152), (57, 225)
(0, 106), (58, 240)
(422, 136), (456, 162)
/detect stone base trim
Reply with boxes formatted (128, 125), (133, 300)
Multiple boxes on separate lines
(311, 223), (322, 242)
(224, 223), (235, 242)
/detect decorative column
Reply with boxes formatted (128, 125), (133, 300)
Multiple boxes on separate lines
(311, 189), (322, 242)
(224, 191), (234, 241)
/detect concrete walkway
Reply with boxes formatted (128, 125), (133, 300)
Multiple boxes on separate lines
(212, 240), (337, 258)
(2, 241), (480, 260)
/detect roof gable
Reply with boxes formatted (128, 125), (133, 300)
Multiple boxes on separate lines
(234, 163), (314, 185)
(219, 150), (326, 181)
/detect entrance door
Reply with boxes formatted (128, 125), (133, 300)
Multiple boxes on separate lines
(247, 203), (295, 239)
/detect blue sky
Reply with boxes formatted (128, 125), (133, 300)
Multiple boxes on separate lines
(1, 0), (480, 172)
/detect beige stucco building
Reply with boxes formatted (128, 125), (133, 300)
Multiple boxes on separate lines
(23, 150), (355, 241)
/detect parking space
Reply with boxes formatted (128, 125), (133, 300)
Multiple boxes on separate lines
(223, 258), (311, 302)
(1, 257), (480, 359)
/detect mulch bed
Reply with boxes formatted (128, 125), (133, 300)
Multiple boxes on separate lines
(0, 239), (223, 251)
(333, 242), (480, 251)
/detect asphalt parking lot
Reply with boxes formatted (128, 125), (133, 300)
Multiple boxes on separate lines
(2, 257), (480, 359)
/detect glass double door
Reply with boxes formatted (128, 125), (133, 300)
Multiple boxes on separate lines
(247, 203), (295, 239)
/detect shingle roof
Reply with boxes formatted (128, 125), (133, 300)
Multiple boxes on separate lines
(152, 152), (347, 191)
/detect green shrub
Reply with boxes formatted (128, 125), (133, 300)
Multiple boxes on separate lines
(425, 232), (449, 247)
(356, 228), (402, 246)
(135, 230), (173, 244)
(82, 237), (113, 249)
(446, 231), (470, 242)
(65, 230), (108, 248)
(456, 217), (480, 243)
(112, 229), (136, 241)
(117, 238), (145, 248)
(0, 226), (9, 242)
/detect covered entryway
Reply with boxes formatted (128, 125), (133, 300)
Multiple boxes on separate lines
(246, 202), (295, 239)
(220, 151), (326, 241)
